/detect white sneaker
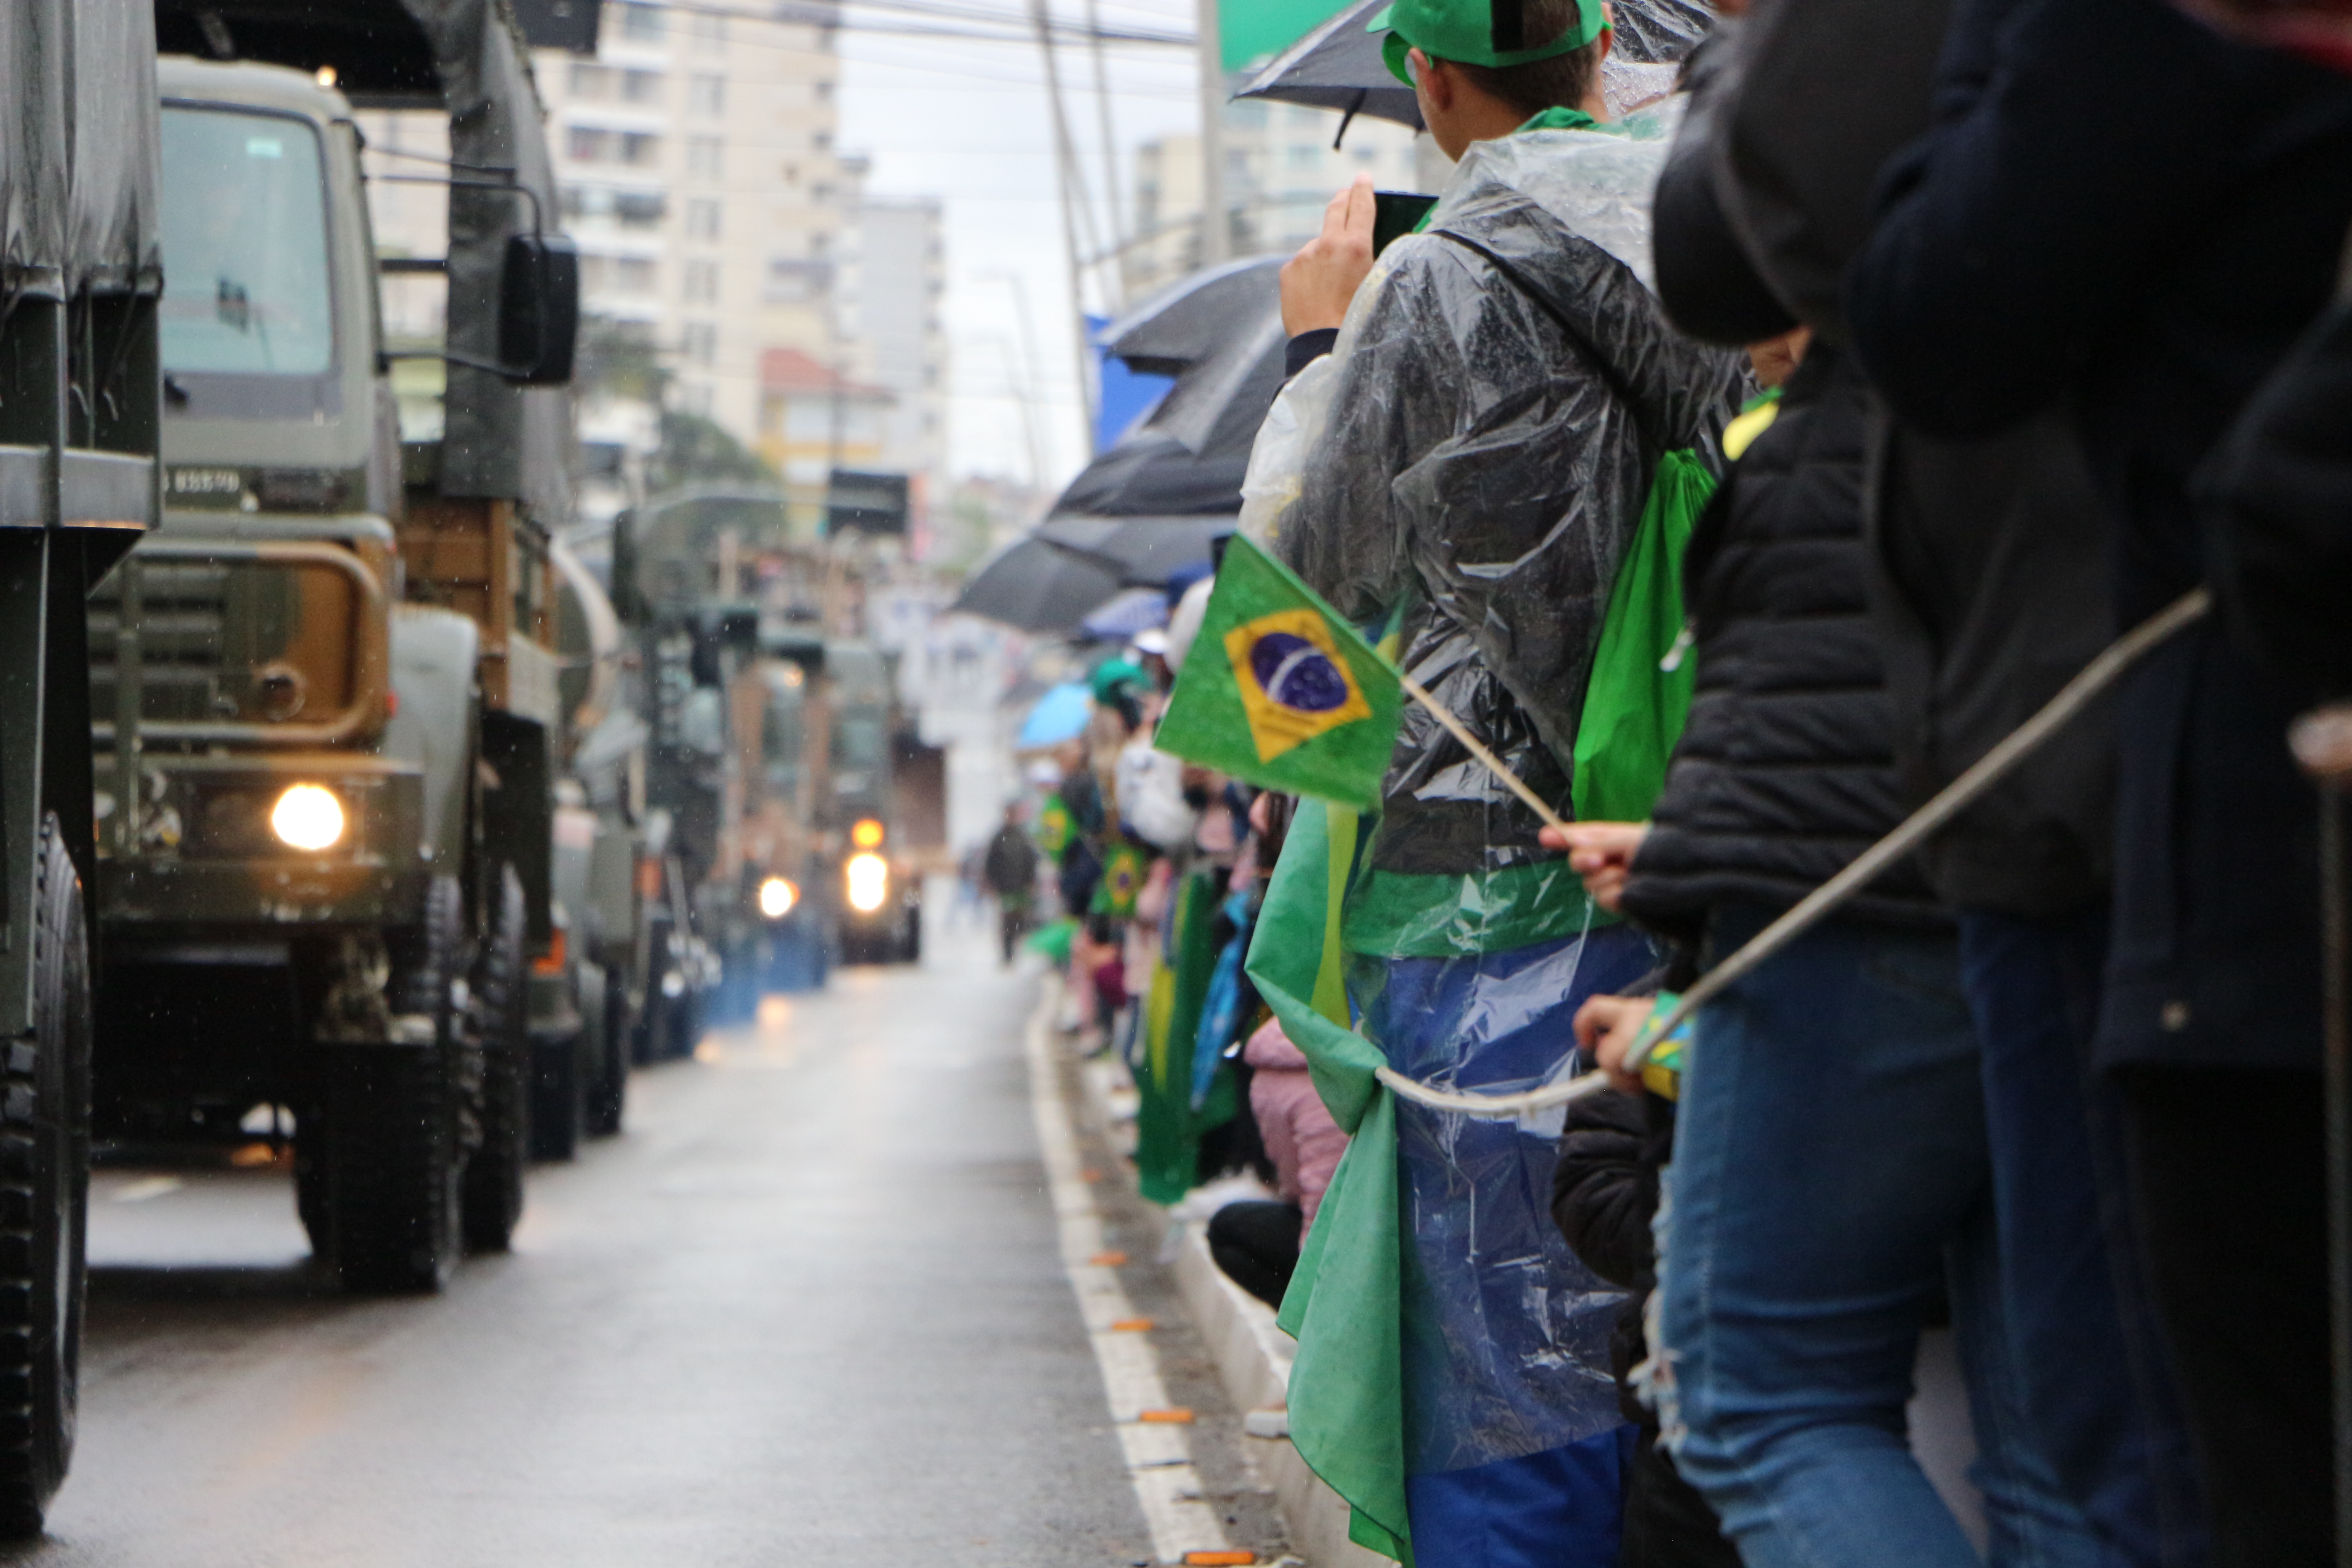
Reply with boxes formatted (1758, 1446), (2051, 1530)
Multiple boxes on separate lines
(1243, 1406), (1290, 1440)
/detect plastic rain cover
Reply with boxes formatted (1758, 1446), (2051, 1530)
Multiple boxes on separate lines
(1245, 104), (1745, 953)
(1241, 108), (1744, 1480)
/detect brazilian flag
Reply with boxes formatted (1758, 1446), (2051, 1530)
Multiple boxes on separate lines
(1036, 794), (1073, 862)
(1091, 838), (1146, 920)
(1153, 536), (1402, 812)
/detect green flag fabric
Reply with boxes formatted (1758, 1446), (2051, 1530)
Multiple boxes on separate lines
(1134, 869), (1238, 1205)
(1570, 449), (1715, 823)
(1154, 535), (1403, 812)
(1245, 800), (1414, 1564)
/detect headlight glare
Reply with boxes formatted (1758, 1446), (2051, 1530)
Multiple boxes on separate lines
(270, 784), (346, 851)
(758, 876), (799, 920)
(844, 852), (889, 914)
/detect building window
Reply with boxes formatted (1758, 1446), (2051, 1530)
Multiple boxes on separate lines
(617, 1), (664, 40)
(815, 79), (834, 102)
(1288, 144), (1320, 169)
(620, 131), (661, 167)
(685, 198), (722, 240)
(813, 130), (832, 151)
(689, 10), (727, 50)
(615, 191), (666, 227)
(567, 62), (610, 98)
(621, 68), (662, 104)
(687, 73), (725, 117)
(578, 254), (608, 292)
(678, 381), (714, 416)
(681, 321), (718, 365)
(617, 257), (657, 294)
(764, 257), (831, 302)
(687, 136), (723, 179)
(567, 126), (612, 162)
(683, 260), (720, 303)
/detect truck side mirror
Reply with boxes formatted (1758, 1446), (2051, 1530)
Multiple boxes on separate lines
(498, 233), (580, 386)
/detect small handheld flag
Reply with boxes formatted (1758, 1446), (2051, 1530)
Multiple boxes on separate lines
(1154, 536), (1402, 812)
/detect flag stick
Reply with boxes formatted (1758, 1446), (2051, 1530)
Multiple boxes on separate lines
(1394, 669), (1574, 838)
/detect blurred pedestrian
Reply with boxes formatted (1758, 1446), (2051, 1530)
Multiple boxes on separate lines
(982, 804), (1039, 965)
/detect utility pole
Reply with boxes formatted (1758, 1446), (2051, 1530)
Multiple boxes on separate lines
(1082, 0), (1126, 311)
(1027, 0), (1100, 456)
(1196, 0), (1229, 266)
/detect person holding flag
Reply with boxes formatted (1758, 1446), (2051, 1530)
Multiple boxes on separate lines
(1156, 2), (1741, 1561)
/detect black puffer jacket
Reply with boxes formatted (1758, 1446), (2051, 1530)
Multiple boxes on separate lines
(1621, 344), (1945, 943)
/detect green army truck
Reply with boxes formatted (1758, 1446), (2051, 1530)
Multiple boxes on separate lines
(0, 0), (165, 1531)
(86, 0), (582, 1292)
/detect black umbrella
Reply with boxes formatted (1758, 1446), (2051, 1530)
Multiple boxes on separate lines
(1050, 258), (1286, 519)
(1237, 0), (1716, 130)
(950, 536), (1125, 635)
(1038, 514), (1232, 587)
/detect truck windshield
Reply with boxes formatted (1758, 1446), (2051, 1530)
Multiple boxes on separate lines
(158, 106), (334, 377)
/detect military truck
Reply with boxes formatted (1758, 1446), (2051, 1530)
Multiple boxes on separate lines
(85, 0), (581, 1292)
(0, 0), (165, 1531)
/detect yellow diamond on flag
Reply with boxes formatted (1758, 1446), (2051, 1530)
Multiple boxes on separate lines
(1225, 607), (1374, 764)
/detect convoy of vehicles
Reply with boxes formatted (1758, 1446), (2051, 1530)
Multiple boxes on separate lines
(0, 0), (930, 1531)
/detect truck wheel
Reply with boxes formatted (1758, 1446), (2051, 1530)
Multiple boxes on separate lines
(585, 965), (627, 1137)
(529, 1015), (583, 1164)
(462, 867), (529, 1252)
(318, 877), (464, 1295)
(0, 816), (93, 1537)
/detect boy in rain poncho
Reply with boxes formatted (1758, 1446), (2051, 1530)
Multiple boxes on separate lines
(1242, 0), (1743, 1561)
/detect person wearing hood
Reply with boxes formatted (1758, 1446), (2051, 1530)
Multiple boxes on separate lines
(1248, 0), (1744, 1559)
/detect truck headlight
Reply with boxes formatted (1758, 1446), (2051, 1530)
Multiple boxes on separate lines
(758, 876), (799, 920)
(844, 853), (889, 914)
(270, 784), (346, 851)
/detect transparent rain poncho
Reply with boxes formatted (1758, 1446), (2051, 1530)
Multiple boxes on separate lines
(1242, 111), (1746, 1489)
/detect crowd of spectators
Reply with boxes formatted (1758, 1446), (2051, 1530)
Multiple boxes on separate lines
(980, 0), (2352, 1561)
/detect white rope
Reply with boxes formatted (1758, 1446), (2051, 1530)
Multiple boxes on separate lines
(1372, 588), (2213, 1121)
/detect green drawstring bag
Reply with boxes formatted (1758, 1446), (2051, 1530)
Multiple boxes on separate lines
(1571, 449), (1714, 824)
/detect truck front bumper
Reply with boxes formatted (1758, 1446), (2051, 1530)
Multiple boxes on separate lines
(97, 751), (431, 931)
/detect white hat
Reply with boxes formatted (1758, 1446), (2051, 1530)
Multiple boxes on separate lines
(1132, 627), (1171, 657)
(1165, 575), (1214, 674)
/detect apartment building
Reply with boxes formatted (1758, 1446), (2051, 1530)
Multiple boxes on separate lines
(534, 0), (849, 449)
(1124, 102), (1427, 301)
(834, 188), (948, 523)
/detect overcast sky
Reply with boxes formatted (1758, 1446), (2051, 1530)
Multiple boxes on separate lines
(835, 0), (1223, 496)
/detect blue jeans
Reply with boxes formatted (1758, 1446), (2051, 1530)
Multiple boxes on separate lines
(1961, 908), (2209, 1568)
(1652, 907), (2108, 1568)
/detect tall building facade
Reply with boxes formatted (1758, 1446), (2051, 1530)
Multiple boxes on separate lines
(835, 189), (948, 534)
(1124, 103), (1428, 301)
(534, 0), (849, 448)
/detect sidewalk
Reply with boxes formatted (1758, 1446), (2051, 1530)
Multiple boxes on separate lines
(1058, 1006), (1392, 1568)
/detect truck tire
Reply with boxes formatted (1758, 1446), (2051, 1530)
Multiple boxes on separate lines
(584, 963), (627, 1137)
(529, 1013), (583, 1163)
(315, 876), (464, 1295)
(462, 867), (529, 1252)
(0, 816), (93, 1537)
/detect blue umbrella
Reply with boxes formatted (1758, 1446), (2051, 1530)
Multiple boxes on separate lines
(1017, 683), (1094, 750)
(1079, 588), (1171, 644)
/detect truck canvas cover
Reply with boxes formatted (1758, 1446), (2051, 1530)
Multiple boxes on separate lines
(2, 0), (163, 305)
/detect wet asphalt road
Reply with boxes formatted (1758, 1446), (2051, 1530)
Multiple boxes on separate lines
(7, 919), (1159, 1568)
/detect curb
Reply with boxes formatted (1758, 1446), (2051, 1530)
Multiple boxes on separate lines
(1075, 1055), (1394, 1568)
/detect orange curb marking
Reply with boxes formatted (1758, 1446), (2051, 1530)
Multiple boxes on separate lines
(1090, 1250), (1128, 1266)
(1137, 1407), (1194, 1424)
(1110, 1317), (1154, 1332)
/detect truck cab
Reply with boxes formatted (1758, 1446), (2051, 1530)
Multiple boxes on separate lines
(86, 32), (575, 1293)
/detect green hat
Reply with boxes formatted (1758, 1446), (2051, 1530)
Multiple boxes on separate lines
(1368, 0), (1608, 87)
